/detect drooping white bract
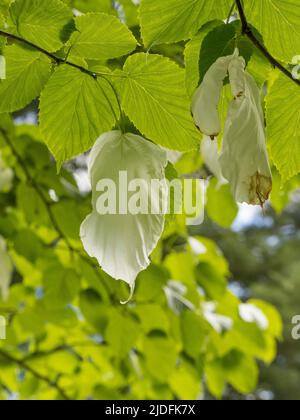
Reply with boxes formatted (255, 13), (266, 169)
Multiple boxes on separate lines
(192, 54), (233, 138)
(80, 131), (168, 298)
(220, 57), (272, 205)
(192, 49), (272, 206)
(201, 135), (227, 186)
(0, 237), (13, 301)
(239, 303), (269, 331)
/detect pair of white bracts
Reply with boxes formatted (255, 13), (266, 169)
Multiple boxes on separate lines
(192, 50), (272, 206)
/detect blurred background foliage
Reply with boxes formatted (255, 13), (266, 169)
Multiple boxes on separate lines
(0, 110), (286, 400)
(0, 0), (298, 401)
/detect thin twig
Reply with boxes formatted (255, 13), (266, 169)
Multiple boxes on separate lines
(0, 349), (71, 400)
(0, 30), (95, 77)
(235, 0), (300, 87)
(0, 30), (124, 122)
(0, 30), (123, 79)
(226, 2), (236, 25)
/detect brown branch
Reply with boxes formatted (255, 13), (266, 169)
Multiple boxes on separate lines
(0, 349), (71, 400)
(235, 0), (300, 87)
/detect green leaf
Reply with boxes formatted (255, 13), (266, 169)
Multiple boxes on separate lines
(119, 53), (200, 151)
(169, 360), (201, 400)
(181, 310), (207, 359)
(196, 261), (227, 299)
(266, 74), (300, 181)
(245, 0), (300, 62)
(72, 0), (113, 13)
(206, 179), (238, 228)
(223, 352), (259, 394)
(17, 183), (50, 226)
(249, 299), (283, 339)
(142, 335), (178, 382)
(205, 359), (226, 399)
(10, 0), (74, 52)
(185, 20), (221, 97)
(270, 168), (300, 213)
(105, 310), (140, 357)
(199, 22), (253, 83)
(39, 65), (119, 165)
(12, 230), (44, 262)
(79, 289), (109, 332)
(133, 304), (170, 334)
(69, 12), (137, 60)
(0, 44), (51, 113)
(43, 265), (81, 309)
(139, 0), (231, 47)
(0, 236), (13, 301)
(51, 199), (84, 240)
(247, 50), (272, 87)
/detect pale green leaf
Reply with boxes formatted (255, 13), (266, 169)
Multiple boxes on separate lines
(266, 74), (300, 181)
(119, 53), (200, 151)
(249, 299), (283, 339)
(198, 22), (253, 83)
(39, 65), (119, 165)
(10, 0), (74, 52)
(245, 0), (300, 62)
(69, 12), (137, 60)
(206, 179), (238, 228)
(105, 310), (140, 357)
(224, 352), (259, 394)
(139, 0), (232, 47)
(0, 236), (13, 301)
(43, 265), (81, 309)
(169, 360), (201, 400)
(185, 20), (221, 97)
(142, 335), (178, 382)
(0, 44), (51, 113)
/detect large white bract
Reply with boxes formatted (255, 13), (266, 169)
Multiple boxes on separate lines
(193, 50), (272, 206)
(220, 58), (272, 205)
(80, 131), (168, 297)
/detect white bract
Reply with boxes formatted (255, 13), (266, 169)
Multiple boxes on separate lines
(192, 55), (233, 138)
(193, 50), (272, 206)
(239, 303), (269, 331)
(220, 57), (272, 206)
(0, 237), (13, 301)
(201, 135), (227, 186)
(80, 131), (168, 298)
